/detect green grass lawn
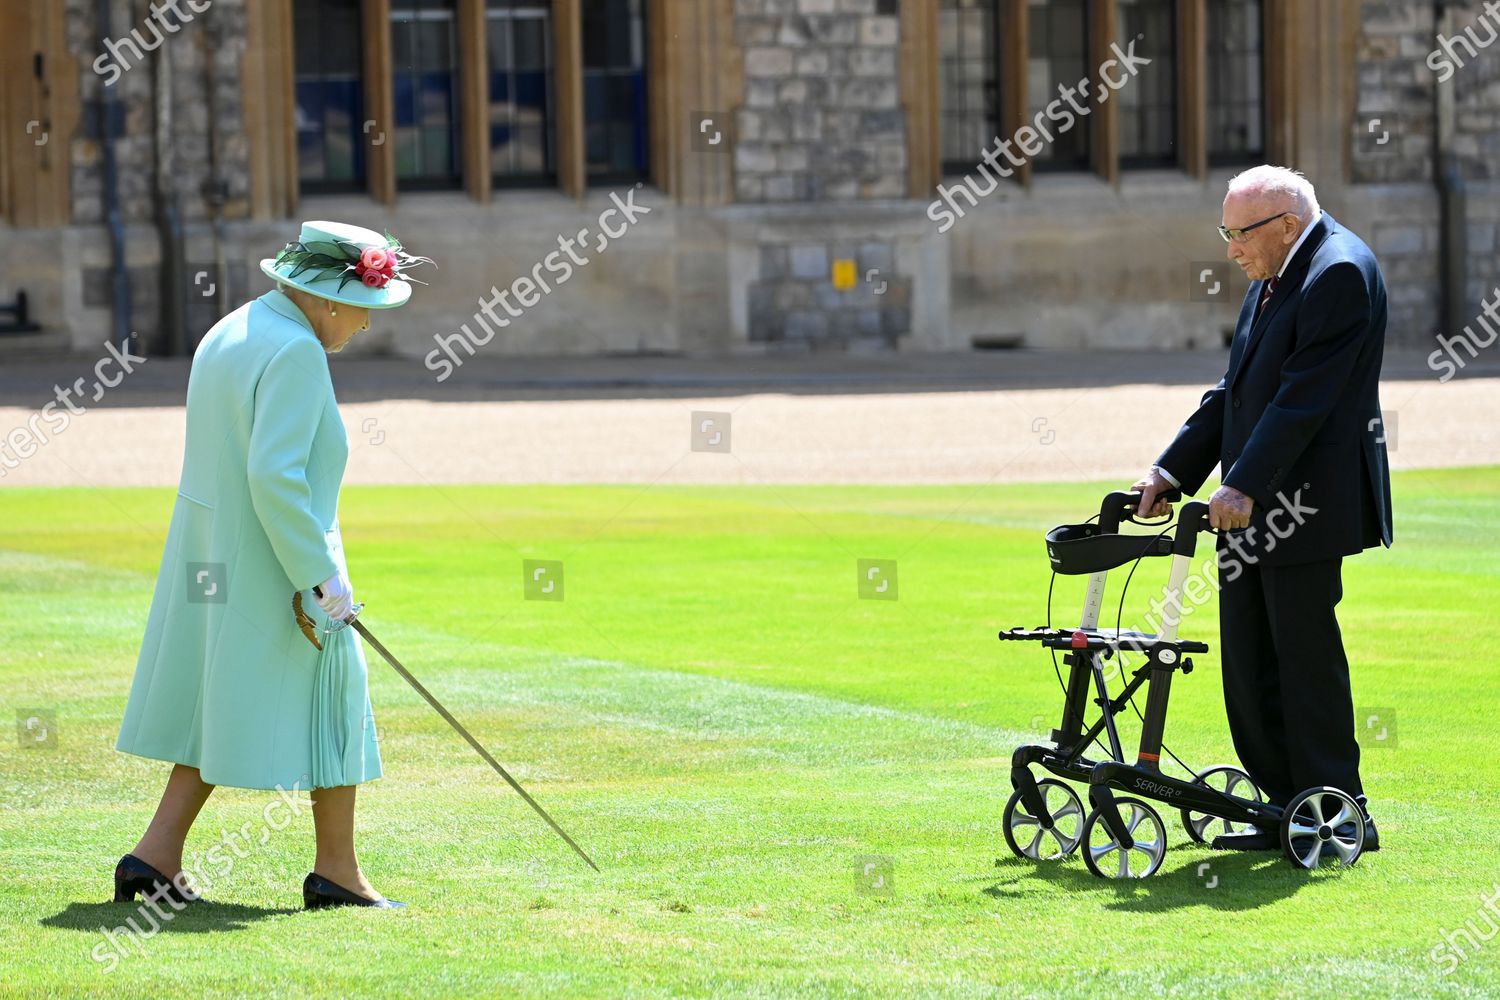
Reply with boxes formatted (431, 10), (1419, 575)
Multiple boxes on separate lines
(2, 469), (1497, 998)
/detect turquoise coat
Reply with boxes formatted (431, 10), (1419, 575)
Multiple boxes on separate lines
(115, 289), (382, 791)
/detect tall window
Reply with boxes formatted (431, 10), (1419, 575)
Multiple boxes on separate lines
(938, 0), (998, 173)
(287, 0), (651, 200)
(922, 0), (1280, 189)
(582, 0), (647, 182)
(1027, 0), (1089, 171)
(1116, 0), (1177, 168)
(1207, 0), (1265, 164)
(295, 0), (366, 192)
(487, 0), (555, 184)
(391, 0), (462, 189)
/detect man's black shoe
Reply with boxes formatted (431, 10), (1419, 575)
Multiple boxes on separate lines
(1210, 825), (1279, 851)
(1355, 797), (1381, 852)
(1210, 799), (1379, 854)
(1317, 817), (1379, 861)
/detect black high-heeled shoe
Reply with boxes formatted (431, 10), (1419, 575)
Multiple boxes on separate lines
(302, 871), (406, 910)
(113, 854), (201, 904)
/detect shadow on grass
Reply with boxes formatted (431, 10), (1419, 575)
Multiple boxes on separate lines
(979, 848), (1341, 912)
(42, 900), (301, 935)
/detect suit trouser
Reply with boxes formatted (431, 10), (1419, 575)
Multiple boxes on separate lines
(1218, 554), (1364, 807)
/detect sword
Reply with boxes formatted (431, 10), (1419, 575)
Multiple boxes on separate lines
(295, 589), (600, 872)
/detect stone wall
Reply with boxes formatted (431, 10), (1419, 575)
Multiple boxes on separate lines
(732, 0), (905, 203)
(945, 172), (1250, 352)
(1448, 1), (1500, 312)
(65, 0), (251, 227)
(1350, 0), (1500, 339)
(1352, 0), (1436, 186)
(748, 238), (910, 348)
(57, 0), (253, 352)
(9, 0), (1500, 359)
(728, 0), (914, 347)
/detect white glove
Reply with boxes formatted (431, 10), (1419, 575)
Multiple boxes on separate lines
(315, 570), (353, 621)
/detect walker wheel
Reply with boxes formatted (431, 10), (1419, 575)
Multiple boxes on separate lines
(1179, 765), (1263, 843)
(1280, 786), (1365, 870)
(1002, 779), (1085, 860)
(1082, 797), (1167, 879)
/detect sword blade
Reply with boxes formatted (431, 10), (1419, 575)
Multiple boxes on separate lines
(349, 618), (600, 873)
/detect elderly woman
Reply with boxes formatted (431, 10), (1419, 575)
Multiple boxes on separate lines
(112, 221), (432, 910)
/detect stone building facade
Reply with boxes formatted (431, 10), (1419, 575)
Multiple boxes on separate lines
(0, 0), (1494, 362)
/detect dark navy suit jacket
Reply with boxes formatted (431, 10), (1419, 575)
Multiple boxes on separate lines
(1157, 212), (1394, 567)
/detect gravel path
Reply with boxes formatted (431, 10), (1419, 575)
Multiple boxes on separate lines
(0, 350), (1494, 488)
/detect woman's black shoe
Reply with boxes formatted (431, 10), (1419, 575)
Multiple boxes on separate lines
(303, 872), (406, 910)
(113, 853), (201, 904)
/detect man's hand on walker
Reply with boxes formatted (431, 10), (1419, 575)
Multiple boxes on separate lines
(1131, 468), (1176, 518)
(1208, 485), (1254, 530)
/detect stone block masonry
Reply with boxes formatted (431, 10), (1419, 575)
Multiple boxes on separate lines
(733, 0), (907, 203)
(747, 239), (912, 348)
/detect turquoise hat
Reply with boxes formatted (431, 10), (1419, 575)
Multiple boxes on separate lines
(260, 220), (434, 310)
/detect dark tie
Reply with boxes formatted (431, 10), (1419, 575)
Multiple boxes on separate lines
(1255, 275), (1280, 322)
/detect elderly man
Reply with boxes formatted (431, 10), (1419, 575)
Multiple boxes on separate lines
(1134, 165), (1393, 851)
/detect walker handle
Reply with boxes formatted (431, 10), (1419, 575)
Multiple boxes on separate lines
(1099, 488), (1181, 533)
(1171, 501), (1213, 556)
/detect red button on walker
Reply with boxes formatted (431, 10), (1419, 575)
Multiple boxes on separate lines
(1071, 630), (1089, 648)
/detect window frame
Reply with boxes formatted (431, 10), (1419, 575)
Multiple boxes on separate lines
(920, 0), (1287, 192)
(581, 0), (650, 185)
(486, 0), (559, 187)
(937, 0), (1004, 178)
(1115, 0), (1179, 171)
(1204, 0), (1268, 168)
(287, 0), (655, 206)
(1026, 0), (1093, 174)
(293, 0), (369, 195)
(389, 0), (465, 191)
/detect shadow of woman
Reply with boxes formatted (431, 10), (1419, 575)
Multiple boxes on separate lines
(42, 899), (302, 937)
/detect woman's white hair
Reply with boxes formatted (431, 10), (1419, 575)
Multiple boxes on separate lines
(278, 280), (321, 303)
(1226, 165), (1320, 220)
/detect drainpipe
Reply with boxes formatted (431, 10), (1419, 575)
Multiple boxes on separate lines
(200, 16), (229, 322)
(97, 0), (132, 353)
(1434, 0), (1468, 339)
(154, 16), (186, 356)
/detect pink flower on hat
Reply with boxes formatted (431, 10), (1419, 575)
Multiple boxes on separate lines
(356, 245), (397, 288)
(359, 246), (393, 273)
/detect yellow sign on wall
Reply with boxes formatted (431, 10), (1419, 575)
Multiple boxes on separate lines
(831, 258), (858, 291)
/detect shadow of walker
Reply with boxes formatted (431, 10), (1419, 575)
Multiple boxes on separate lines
(982, 847), (1343, 912)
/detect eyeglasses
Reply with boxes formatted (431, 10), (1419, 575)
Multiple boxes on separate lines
(1218, 211), (1292, 244)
